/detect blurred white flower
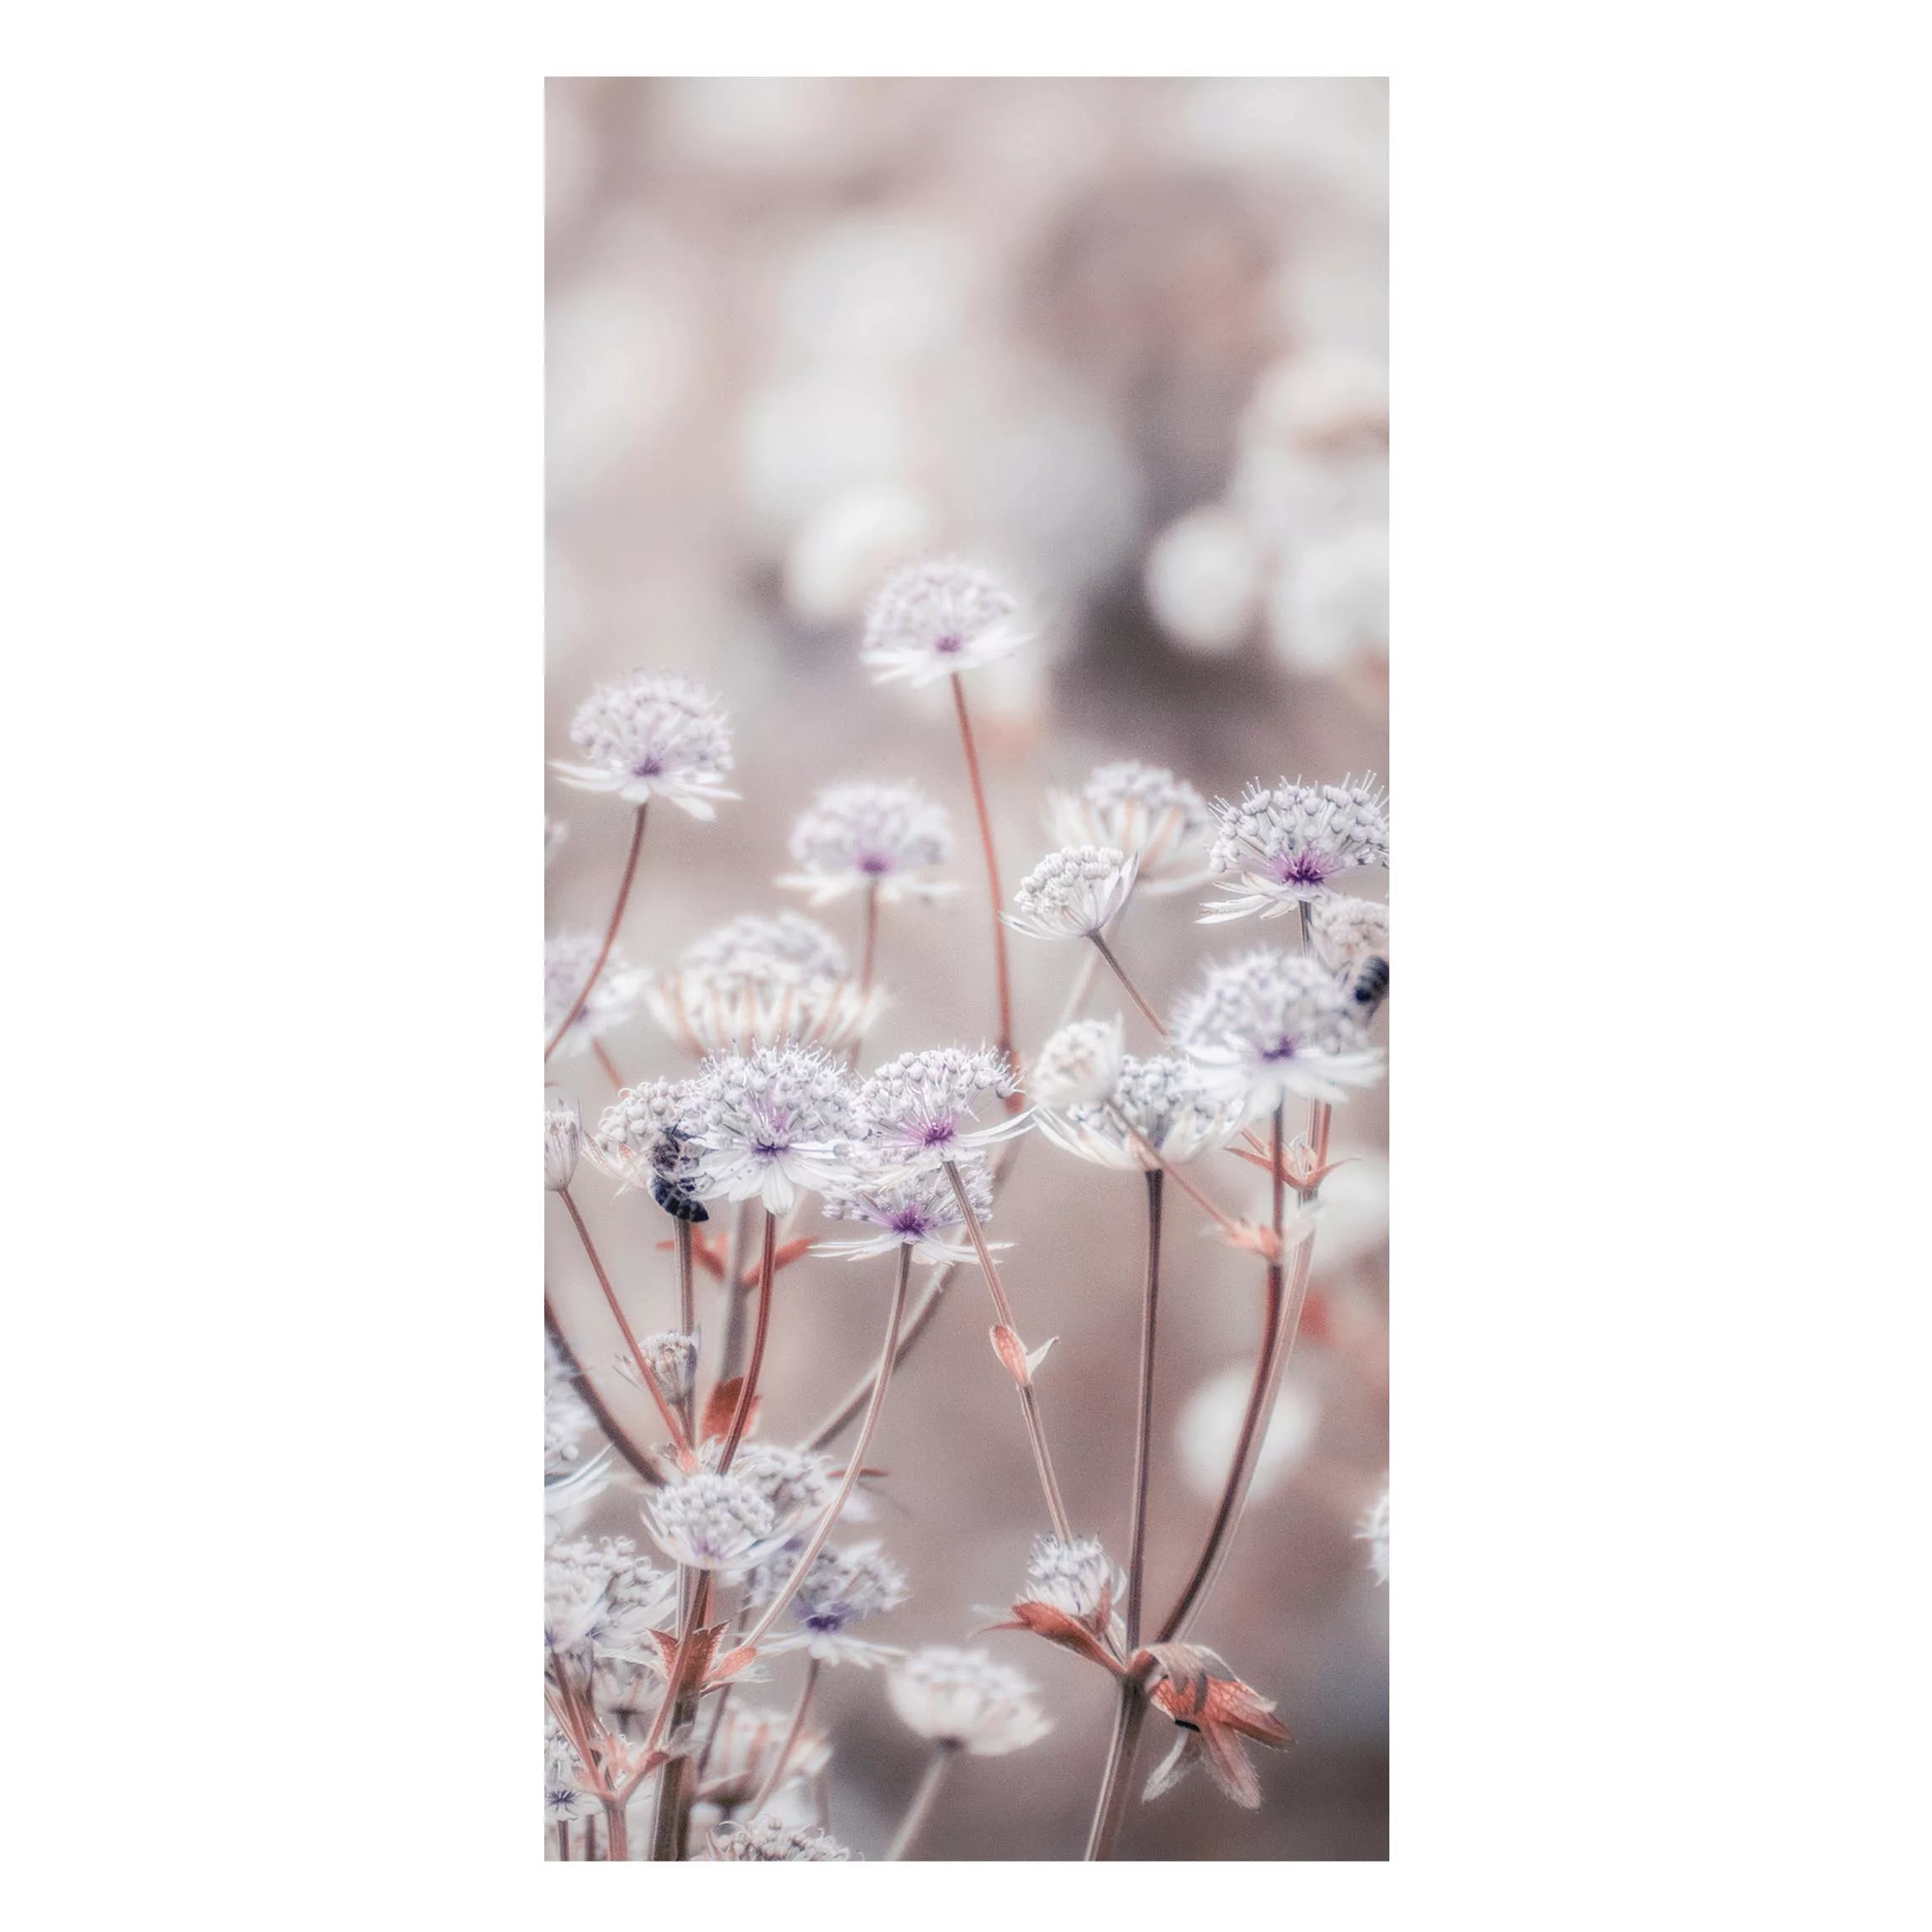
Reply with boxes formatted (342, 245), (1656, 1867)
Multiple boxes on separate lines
(1045, 761), (1213, 894)
(1177, 1366), (1321, 1505)
(1005, 846), (1137, 941)
(780, 780), (956, 906)
(1143, 507), (1265, 656)
(783, 481), (937, 625)
(1357, 1483), (1389, 1584)
(1307, 895), (1390, 976)
(1268, 525), (1388, 675)
(1244, 348), (1389, 454)
(553, 670), (738, 818)
(543, 933), (643, 1058)
(862, 559), (1031, 687)
(706, 1815), (853, 1861)
(889, 1647), (1051, 1756)
(1036, 1052), (1236, 1171)
(645, 916), (879, 1059)
(1029, 1016), (1125, 1110)
(543, 1095), (582, 1192)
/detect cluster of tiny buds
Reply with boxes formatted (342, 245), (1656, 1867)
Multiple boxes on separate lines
(1202, 773), (1390, 922)
(1005, 845), (1138, 941)
(1026, 1533), (1117, 1623)
(860, 558), (1030, 688)
(552, 669), (738, 818)
(1035, 1050), (1234, 1170)
(643, 1470), (791, 1572)
(706, 1816), (853, 1861)
(1029, 1016), (1126, 1110)
(1045, 761), (1213, 892)
(780, 780), (957, 905)
(543, 1095), (582, 1191)
(857, 1046), (1022, 1166)
(1308, 893), (1390, 974)
(789, 1541), (911, 1635)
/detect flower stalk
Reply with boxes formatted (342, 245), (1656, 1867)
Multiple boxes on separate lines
(887, 1741), (960, 1861)
(950, 673), (1015, 1068)
(545, 801), (647, 1061)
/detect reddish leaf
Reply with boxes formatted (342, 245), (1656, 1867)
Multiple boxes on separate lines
(990, 1323), (1032, 1389)
(701, 1377), (757, 1443)
(990, 1599), (1124, 1675)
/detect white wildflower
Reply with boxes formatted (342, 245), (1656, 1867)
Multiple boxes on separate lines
(1177, 1366), (1320, 1505)
(1357, 1482), (1389, 1584)
(680, 1044), (864, 1212)
(718, 1441), (835, 1522)
(544, 1333), (595, 1475)
(861, 559), (1030, 688)
(1004, 846), (1137, 941)
(1308, 894), (1390, 974)
(645, 914), (879, 1058)
(1036, 1052), (1237, 1170)
(543, 1095), (582, 1192)
(1045, 760), (1213, 894)
(638, 1331), (698, 1404)
(1175, 948), (1384, 1113)
(544, 1536), (674, 1653)
(552, 669), (738, 818)
(680, 912), (849, 985)
(780, 780), (957, 906)
(749, 1540), (910, 1667)
(857, 1046), (1026, 1170)
(706, 1816), (853, 1861)
(544, 932), (643, 1058)
(1025, 1534), (1119, 1625)
(1201, 774), (1389, 923)
(888, 1646), (1052, 1756)
(641, 1470), (795, 1572)
(1029, 1016), (1125, 1110)
(818, 1153), (995, 1265)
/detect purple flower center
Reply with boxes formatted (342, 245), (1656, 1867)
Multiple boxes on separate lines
(919, 1120), (957, 1148)
(890, 1207), (932, 1237)
(1261, 1036), (1299, 1063)
(1278, 851), (1328, 888)
(631, 756), (664, 778)
(933, 633), (963, 654)
(857, 851), (893, 875)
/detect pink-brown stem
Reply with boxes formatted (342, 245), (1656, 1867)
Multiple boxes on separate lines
(745, 1656), (822, 1817)
(859, 880), (880, 995)
(886, 1742), (959, 1861)
(544, 1299), (668, 1488)
(717, 1208), (777, 1471)
(1088, 931), (1170, 1039)
(949, 673), (1015, 1067)
(545, 802), (647, 1061)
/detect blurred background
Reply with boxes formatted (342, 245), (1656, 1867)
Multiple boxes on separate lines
(546, 76), (1387, 1861)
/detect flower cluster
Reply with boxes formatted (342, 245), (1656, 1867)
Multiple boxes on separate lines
(1036, 1051), (1236, 1170)
(857, 1046), (1023, 1168)
(1005, 846), (1137, 941)
(748, 1540), (911, 1666)
(818, 1154), (996, 1264)
(1028, 1016), (1125, 1110)
(706, 1816), (853, 1861)
(680, 1043), (865, 1211)
(1202, 774), (1389, 921)
(645, 914), (879, 1058)
(888, 1646), (1052, 1756)
(1046, 761), (1212, 894)
(641, 1469), (795, 1572)
(552, 669), (738, 817)
(780, 780), (956, 905)
(861, 559), (1029, 687)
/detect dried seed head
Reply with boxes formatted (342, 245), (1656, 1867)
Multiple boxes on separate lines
(552, 669), (738, 817)
(1005, 845), (1137, 941)
(861, 558), (1030, 688)
(638, 1331), (698, 1404)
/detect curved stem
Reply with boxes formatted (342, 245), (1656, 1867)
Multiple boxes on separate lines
(949, 674), (1014, 1066)
(544, 1299), (669, 1488)
(717, 1210), (776, 1471)
(546, 802), (648, 1061)
(739, 1246), (914, 1651)
(557, 1187), (691, 1458)
(744, 1656), (822, 1816)
(942, 1158), (1074, 1541)
(886, 1742), (959, 1861)
(1126, 1172), (1163, 1650)
(1088, 931), (1169, 1040)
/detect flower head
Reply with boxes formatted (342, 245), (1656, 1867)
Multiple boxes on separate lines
(1202, 774), (1389, 922)
(1046, 761), (1212, 894)
(857, 1046), (1025, 1169)
(1357, 1483), (1389, 1585)
(818, 1152), (995, 1264)
(1025, 1534), (1118, 1625)
(552, 669), (738, 817)
(645, 915), (879, 1058)
(705, 1816), (853, 1861)
(1309, 892), (1391, 977)
(586, 1079), (710, 1218)
(544, 1536), (675, 1655)
(1029, 1016), (1125, 1110)
(638, 1331), (698, 1405)
(543, 933), (643, 1058)
(543, 1095), (582, 1191)
(680, 1044), (864, 1212)
(1174, 948), (1384, 1112)
(780, 781), (957, 906)
(748, 1539), (910, 1666)
(861, 559), (1030, 687)
(718, 1441), (836, 1521)
(888, 1646), (1052, 1756)
(1005, 846), (1137, 941)
(1036, 1052), (1237, 1170)
(641, 1470), (795, 1572)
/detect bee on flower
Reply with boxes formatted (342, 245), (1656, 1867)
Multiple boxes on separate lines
(551, 669), (738, 818)
(1201, 774), (1389, 922)
(860, 559), (1032, 688)
(779, 780), (958, 906)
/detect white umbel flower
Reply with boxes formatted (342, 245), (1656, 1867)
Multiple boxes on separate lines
(861, 559), (1031, 688)
(680, 912), (849, 985)
(749, 1540), (911, 1667)
(857, 1047), (1026, 1169)
(1175, 948), (1384, 1112)
(641, 1470), (796, 1572)
(544, 1536), (675, 1653)
(1025, 1534), (1120, 1625)
(1177, 1366), (1320, 1505)
(779, 780), (957, 906)
(706, 1816), (853, 1861)
(888, 1646), (1052, 1756)
(543, 1095), (582, 1191)
(1029, 1016), (1125, 1110)
(1201, 774), (1389, 922)
(1045, 761), (1213, 894)
(552, 669), (738, 818)
(818, 1152), (996, 1264)
(1357, 1482), (1389, 1584)
(1005, 847), (1137, 941)
(645, 914), (880, 1058)
(680, 1044), (864, 1212)
(1035, 1052), (1237, 1170)
(718, 1441), (836, 1522)
(1308, 894), (1390, 974)
(544, 933), (643, 1058)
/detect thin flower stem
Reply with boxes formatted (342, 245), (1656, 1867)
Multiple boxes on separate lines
(718, 1199), (755, 1384)
(859, 880), (880, 996)
(557, 1187), (692, 1458)
(545, 802), (648, 1061)
(1107, 1109), (1248, 1247)
(942, 1157), (1074, 1542)
(886, 1742), (959, 1861)
(1053, 935), (1104, 1030)
(949, 673), (1015, 1067)
(806, 1139), (1028, 1452)
(647, 1570), (716, 1861)
(544, 1299), (669, 1488)
(674, 1219), (696, 1436)
(585, 1814), (600, 1861)
(745, 1656), (822, 1816)
(1088, 931), (1170, 1039)
(740, 1246), (915, 1650)
(1157, 1105), (1321, 1644)
(1083, 1668), (1152, 1861)
(717, 1209), (777, 1471)
(1126, 1171), (1163, 1651)
(591, 1039), (626, 1092)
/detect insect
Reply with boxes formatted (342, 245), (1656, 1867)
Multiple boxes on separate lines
(1352, 955), (1389, 1010)
(648, 1126), (709, 1222)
